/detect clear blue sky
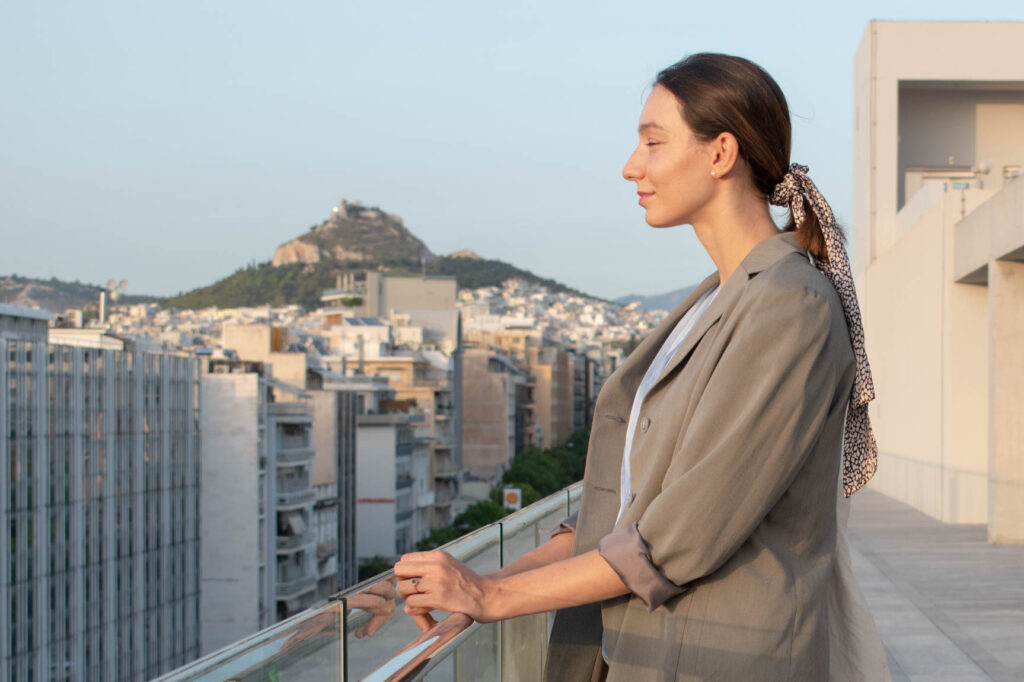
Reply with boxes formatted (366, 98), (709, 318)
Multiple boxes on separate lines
(3, 2), (1024, 301)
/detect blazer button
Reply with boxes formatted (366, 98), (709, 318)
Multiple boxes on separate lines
(640, 417), (651, 433)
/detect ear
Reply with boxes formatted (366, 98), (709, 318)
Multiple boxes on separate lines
(707, 131), (740, 177)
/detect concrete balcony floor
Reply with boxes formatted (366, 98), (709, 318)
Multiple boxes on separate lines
(849, 489), (1024, 681)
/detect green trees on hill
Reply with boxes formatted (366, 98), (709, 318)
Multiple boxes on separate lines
(415, 428), (590, 552)
(162, 255), (596, 311)
(165, 261), (341, 310)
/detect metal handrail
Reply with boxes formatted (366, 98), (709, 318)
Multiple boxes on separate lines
(355, 483), (582, 681)
(155, 483), (582, 681)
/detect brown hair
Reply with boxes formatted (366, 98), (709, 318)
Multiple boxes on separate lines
(655, 53), (831, 262)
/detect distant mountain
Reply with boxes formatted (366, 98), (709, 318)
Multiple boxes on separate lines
(0, 275), (161, 314)
(165, 253), (597, 311)
(272, 199), (433, 267)
(616, 284), (698, 312)
(165, 199), (599, 310)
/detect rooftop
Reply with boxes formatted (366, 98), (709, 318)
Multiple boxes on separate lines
(849, 488), (1024, 680)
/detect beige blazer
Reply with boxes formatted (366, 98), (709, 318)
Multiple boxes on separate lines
(545, 232), (855, 681)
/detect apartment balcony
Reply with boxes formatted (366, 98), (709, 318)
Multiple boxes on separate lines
(277, 445), (315, 464)
(269, 402), (314, 423)
(275, 574), (317, 600)
(277, 488), (316, 509)
(276, 531), (317, 554)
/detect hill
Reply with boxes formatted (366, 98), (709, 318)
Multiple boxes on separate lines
(0, 275), (161, 314)
(165, 255), (595, 310)
(163, 197), (598, 310)
(616, 284), (698, 312)
(272, 199), (433, 267)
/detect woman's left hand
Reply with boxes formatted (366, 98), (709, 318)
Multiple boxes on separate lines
(394, 550), (499, 625)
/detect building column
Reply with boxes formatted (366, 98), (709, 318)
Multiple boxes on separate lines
(989, 259), (1024, 544)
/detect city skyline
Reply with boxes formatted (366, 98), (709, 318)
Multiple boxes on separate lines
(4, 2), (1024, 302)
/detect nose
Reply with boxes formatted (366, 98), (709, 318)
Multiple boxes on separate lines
(622, 146), (643, 182)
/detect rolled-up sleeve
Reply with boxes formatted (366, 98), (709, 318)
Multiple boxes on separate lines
(599, 284), (845, 610)
(598, 522), (684, 610)
(549, 511), (578, 539)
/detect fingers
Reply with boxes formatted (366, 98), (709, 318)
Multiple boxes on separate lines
(393, 550), (454, 578)
(396, 578), (425, 601)
(413, 613), (438, 632)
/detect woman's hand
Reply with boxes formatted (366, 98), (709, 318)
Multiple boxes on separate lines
(346, 577), (398, 638)
(394, 551), (499, 627)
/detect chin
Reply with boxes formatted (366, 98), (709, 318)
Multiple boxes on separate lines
(644, 213), (684, 229)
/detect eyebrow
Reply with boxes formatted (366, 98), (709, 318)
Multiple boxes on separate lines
(638, 122), (667, 133)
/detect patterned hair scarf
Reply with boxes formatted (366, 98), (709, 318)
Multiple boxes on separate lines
(770, 163), (877, 497)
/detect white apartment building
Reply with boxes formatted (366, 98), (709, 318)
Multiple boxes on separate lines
(199, 360), (346, 656)
(355, 413), (424, 561)
(853, 21), (1024, 542)
(1, 322), (200, 681)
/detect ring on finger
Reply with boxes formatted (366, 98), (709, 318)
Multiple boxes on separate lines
(410, 577), (423, 593)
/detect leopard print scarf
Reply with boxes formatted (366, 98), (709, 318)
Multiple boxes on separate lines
(770, 163), (877, 497)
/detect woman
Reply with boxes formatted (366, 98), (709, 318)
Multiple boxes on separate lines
(395, 53), (885, 681)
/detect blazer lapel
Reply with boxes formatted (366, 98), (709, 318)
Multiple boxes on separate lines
(606, 273), (721, 414)
(647, 232), (808, 394)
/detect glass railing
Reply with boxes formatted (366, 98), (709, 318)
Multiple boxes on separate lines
(156, 483), (581, 682)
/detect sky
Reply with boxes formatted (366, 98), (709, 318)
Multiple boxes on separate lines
(3, 2), (1024, 301)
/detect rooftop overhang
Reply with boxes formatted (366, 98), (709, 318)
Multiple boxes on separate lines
(955, 178), (1024, 285)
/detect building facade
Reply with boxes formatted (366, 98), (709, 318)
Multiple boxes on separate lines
(853, 21), (1024, 542)
(2, 338), (200, 681)
(461, 348), (531, 482)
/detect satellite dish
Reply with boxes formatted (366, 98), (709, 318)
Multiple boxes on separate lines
(106, 278), (127, 302)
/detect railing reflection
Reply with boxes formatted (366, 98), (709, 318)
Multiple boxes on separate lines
(156, 483), (581, 681)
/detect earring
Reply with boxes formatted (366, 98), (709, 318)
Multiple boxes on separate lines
(711, 170), (717, 177)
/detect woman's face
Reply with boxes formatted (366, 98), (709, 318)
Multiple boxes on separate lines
(622, 84), (715, 228)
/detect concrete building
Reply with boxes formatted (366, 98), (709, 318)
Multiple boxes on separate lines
(464, 328), (574, 450)
(355, 413), (423, 561)
(356, 354), (459, 529)
(526, 343), (573, 450)
(570, 349), (596, 434)
(198, 360), (326, 654)
(267, 397), (320, 618)
(853, 20), (1024, 542)
(461, 348), (532, 482)
(222, 324), (307, 390)
(360, 271), (457, 320)
(198, 363), (269, 655)
(221, 324), (362, 587)
(309, 388), (358, 593)
(0, 303), (51, 342)
(1, 333), (200, 681)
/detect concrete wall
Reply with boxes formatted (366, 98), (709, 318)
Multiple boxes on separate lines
(364, 272), (457, 317)
(199, 374), (261, 655)
(853, 20), (1024, 277)
(989, 260), (1024, 543)
(462, 352), (511, 480)
(356, 424), (397, 560)
(855, 22), (1024, 537)
(312, 391), (339, 487)
(863, 189), (991, 523)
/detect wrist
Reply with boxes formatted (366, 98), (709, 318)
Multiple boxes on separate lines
(480, 575), (507, 622)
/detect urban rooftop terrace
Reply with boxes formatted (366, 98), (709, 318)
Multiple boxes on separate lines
(157, 483), (1024, 682)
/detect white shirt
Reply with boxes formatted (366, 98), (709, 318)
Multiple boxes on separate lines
(617, 285), (720, 522)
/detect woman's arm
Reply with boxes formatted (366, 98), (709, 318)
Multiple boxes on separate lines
(393, 547), (628, 623)
(485, 528), (575, 580)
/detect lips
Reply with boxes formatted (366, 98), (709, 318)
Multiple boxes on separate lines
(637, 191), (653, 205)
